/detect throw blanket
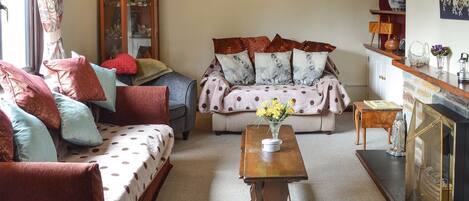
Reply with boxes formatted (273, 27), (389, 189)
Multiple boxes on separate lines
(199, 59), (351, 115)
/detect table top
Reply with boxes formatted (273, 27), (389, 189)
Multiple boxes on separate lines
(354, 102), (402, 112)
(239, 125), (308, 183)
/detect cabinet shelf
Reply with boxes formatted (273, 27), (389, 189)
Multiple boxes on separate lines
(364, 44), (403, 60)
(370, 9), (406, 16)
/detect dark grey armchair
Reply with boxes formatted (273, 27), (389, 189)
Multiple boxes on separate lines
(118, 72), (197, 140)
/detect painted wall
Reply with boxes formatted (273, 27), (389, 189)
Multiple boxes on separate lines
(61, 0), (378, 101)
(61, 0), (99, 63)
(407, 0), (469, 74)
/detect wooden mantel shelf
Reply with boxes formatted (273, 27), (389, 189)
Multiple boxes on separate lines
(392, 60), (469, 99)
(364, 44), (403, 60)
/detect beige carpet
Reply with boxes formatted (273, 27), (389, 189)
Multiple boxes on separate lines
(157, 112), (388, 201)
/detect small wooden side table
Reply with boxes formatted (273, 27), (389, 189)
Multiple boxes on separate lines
(353, 102), (402, 150)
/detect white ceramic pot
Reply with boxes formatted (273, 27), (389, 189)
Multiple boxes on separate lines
(262, 138), (282, 152)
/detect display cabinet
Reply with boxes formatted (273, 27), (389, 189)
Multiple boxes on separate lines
(99, 0), (159, 61)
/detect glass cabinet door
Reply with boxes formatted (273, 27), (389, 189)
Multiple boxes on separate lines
(126, 0), (153, 58)
(101, 0), (124, 60)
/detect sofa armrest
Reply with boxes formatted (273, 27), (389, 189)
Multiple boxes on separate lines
(0, 162), (103, 201)
(144, 72), (197, 104)
(100, 86), (169, 125)
(144, 72), (197, 130)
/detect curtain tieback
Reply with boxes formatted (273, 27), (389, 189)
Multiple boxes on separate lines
(46, 29), (62, 43)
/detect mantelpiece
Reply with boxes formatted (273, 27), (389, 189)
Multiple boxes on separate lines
(392, 60), (469, 100)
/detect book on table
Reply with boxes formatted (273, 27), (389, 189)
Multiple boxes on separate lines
(364, 100), (401, 110)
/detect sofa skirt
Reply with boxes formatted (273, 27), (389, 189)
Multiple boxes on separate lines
(212, 112), (335, 133)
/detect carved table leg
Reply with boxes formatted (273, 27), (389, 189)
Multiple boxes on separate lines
(362, 128), (367, 150)
(354, 109), (360, 145)
(249, 181), (289, 201)
(387, 128), (392, 144)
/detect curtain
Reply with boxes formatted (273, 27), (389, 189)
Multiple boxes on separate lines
(37, 0), (65, 75)
(28, 0), (43, 74)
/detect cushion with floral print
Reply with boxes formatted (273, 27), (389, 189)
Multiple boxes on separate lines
(215, 50), (255, 85)
(293, 49), (328, 86)
(255, 51), (293, 85)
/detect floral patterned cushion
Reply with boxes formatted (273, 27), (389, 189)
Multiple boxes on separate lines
(255, 51), (293, 85)
(292, 49), (329, 86)
(215, 50), (255, 86)
(59, 123), (174, 201)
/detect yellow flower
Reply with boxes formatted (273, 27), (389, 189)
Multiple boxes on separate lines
(256, 108), (266, 117)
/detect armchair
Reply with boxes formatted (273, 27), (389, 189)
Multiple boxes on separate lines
(118, 72), (197, 140)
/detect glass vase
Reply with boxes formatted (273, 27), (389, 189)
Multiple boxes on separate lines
(436, 56), (444, 73)
(268, 120), (282, 140)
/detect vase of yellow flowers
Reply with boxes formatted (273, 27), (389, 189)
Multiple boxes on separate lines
(256, 99), (295, 141)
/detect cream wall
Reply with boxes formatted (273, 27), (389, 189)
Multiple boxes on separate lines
(61, 0), (378, 101)
(407, 0), (469, 74)
(62, 0), (98, 63)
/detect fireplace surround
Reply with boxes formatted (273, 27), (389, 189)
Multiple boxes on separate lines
(406, 100), (469, 201)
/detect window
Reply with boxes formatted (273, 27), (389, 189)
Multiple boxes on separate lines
(0, 0), (30, 68)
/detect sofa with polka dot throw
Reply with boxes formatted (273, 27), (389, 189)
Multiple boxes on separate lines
(0, 86), (174, 201)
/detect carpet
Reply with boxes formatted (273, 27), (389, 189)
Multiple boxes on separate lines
(157, 112), (388, 201)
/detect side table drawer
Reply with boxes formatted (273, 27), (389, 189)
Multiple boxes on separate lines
(361, 111), (398, 128)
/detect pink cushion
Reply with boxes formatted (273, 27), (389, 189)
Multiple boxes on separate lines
(0, 109), (13, 162)
(0, 61), (61, 129)
(43, 56), (106, 102)
(100, 53), (138, 75)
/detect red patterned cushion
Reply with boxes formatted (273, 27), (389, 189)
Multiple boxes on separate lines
(301, 41), (336, 52)
(264, 34), (302, 53)
(101, 53), (138, 75)
(43, 56), (106, 102)
(0, 109), (13, 162)
(241, 36), (271, 63)
(0, 61), (61, 129)
(213, 37), (245, 54)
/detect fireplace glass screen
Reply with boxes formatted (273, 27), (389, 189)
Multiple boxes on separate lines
(406, 101), (455, 201)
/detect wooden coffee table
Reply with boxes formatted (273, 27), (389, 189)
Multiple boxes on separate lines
(239, 125), (308, 201)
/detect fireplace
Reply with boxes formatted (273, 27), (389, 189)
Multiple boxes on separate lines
(406, 100), (469, 201)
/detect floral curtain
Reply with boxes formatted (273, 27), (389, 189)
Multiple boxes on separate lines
(37, 0), (65, 75)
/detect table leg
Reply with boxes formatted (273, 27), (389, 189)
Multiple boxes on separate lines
(354, 109), (360, 145)
(362, 128), (367, 150)
(249, 181), (290, 201)
(250, 182), (264, 201)
(387, 128), (392, 144)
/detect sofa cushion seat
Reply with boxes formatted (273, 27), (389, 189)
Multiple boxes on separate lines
(59, 123), (174, 201)
(169, 103), (186, 120)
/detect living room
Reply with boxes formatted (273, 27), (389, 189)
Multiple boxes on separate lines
(0, 0), (468, 201)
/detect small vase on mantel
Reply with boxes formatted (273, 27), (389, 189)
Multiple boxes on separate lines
(436, 55), (445, 73)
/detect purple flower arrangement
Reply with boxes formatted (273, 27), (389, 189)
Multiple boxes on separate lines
(431, 44), (452, 57)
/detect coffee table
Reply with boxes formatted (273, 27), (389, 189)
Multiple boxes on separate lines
(239, 125), (308, 201)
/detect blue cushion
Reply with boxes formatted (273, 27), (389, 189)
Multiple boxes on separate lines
(0, 99), (57, 162)
(53, 93), (103, 146)
(91, 64), (117, 112)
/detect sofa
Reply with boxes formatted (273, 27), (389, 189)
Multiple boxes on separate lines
(118, 72), (197, 140)
(198, 35), (351, 134)
(0, 86), (174, 201)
